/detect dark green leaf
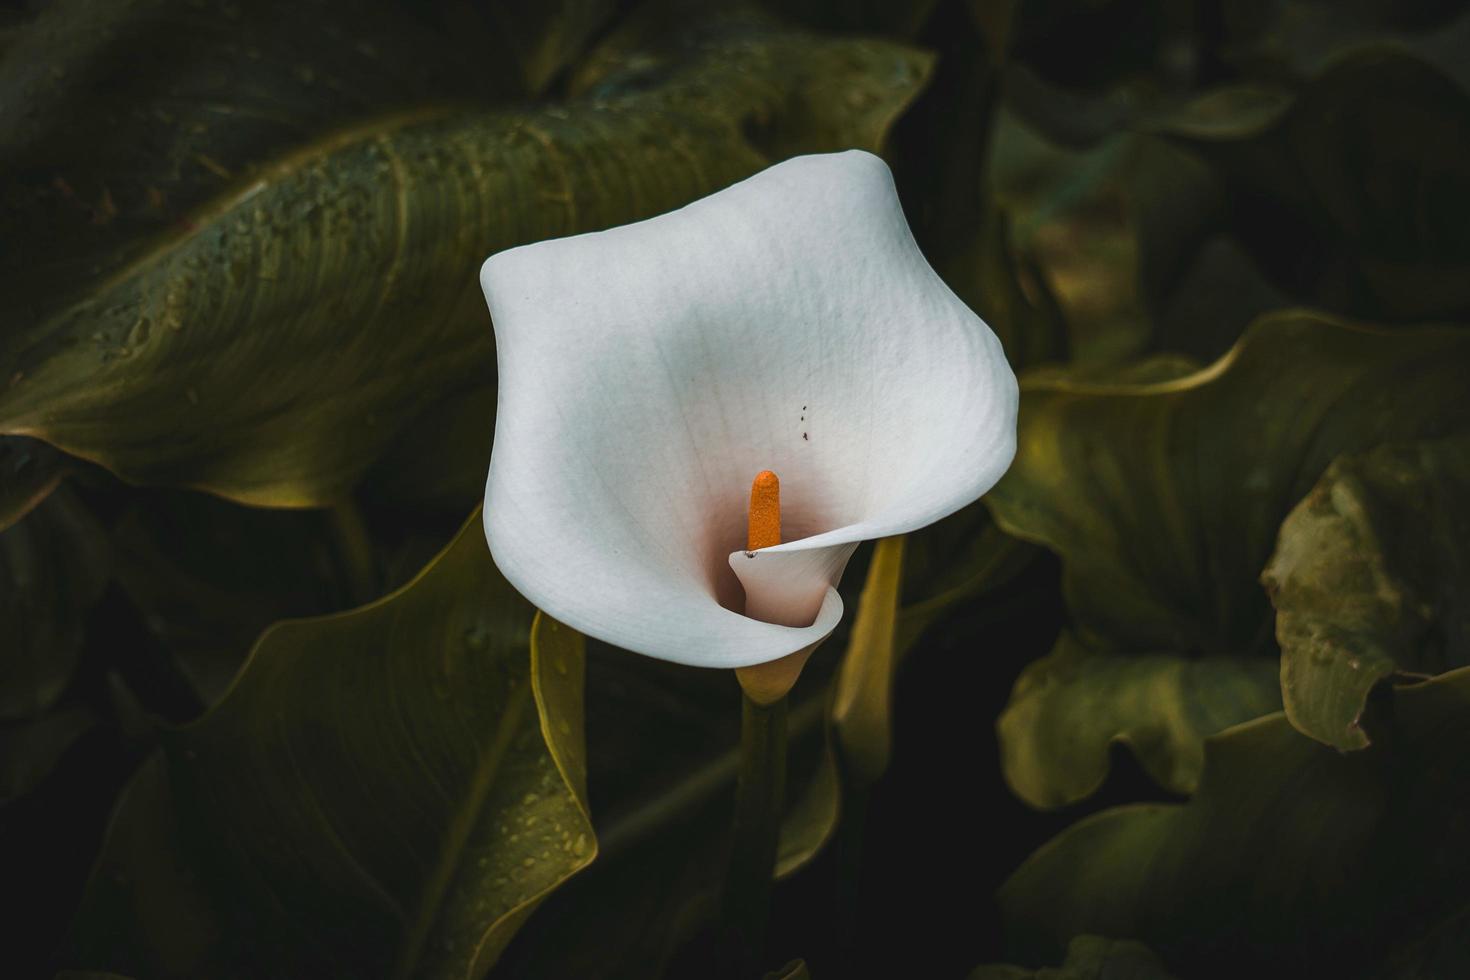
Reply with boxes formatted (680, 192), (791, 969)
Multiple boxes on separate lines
(1263, 435), (1470, 749)
(1176, 51), (1470, 322)
(68, 513), (594, 978)
(987, 312), (1470, 801)
(998, 632), (1280, 806)
(1, 10), (932, 505)
(0, 0), (521, 315)
(1000, 667), (1470, 978)
(990, 311), (1470, 657)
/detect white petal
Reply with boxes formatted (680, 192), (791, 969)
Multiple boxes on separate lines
(481, 150), (1017, 668)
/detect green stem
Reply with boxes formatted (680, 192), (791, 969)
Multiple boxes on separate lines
(327, 498), (377, 606)
(720, 692), (788, 975)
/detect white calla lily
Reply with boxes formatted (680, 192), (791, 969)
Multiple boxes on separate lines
(480, 150), (1017, 671)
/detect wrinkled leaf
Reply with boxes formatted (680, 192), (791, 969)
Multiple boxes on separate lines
(998, 632), (1280, 807)
(68, 512), (595, 979)
(987, 312), (1470, 802)
(1001, 667), (1470, 978)
(989, 311), (1470, 658)
(1263, 435), (1470, 749)
(971, 935), (1178, 980)
(1, 488), (108, 719)
(0, 10), (931, 505)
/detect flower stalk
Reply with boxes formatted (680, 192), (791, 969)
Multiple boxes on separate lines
(721, 689), (788, 973)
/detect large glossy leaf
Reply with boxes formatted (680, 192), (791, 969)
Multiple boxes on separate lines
(1263, 435), (1470, 749)
(0, 9), (932, 505)
(990, 311), (1470, 657)
(1000, 667), (1470, 978)
(987, 312), (1470, 802)
(496, 653), (833, 979)
(67, 513), (594, 979)
(0, 0), (522, 314)
(0, 488), (108, 719)
(997, 632), (1280, 807)
(971, 935), (1177, 980)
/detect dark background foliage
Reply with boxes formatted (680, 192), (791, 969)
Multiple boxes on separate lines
(3, 0), (1470, 977)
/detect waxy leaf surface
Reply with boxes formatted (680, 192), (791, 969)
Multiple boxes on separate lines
(988, 312), (1470, 804)
(68, 514), (594, 979)
(1, 11), (930, 505)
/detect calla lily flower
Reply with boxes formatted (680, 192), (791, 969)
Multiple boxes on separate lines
(480, 150), (1017, 672)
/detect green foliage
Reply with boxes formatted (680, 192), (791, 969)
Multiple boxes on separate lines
(1000, 667), (1470, 979)
(1264, 435), (1470, 749)
(68, 515), (593, 978)
(997, 632), (1280, 808)
(4, 0), (1470, 976)
(0, 5), (930, 505)
(988, 312), (1470, 805)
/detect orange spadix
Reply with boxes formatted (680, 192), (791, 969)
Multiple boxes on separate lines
(738, 468), (809, 704)
(747, 470), (781, 551)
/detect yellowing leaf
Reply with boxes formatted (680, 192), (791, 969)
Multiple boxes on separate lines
(833, 535), (907, 784)
(1264, 435), (1470, 749)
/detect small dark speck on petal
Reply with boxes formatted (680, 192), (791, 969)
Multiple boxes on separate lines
(744, 550), (756, 558)
(802, 432), (809, 441)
